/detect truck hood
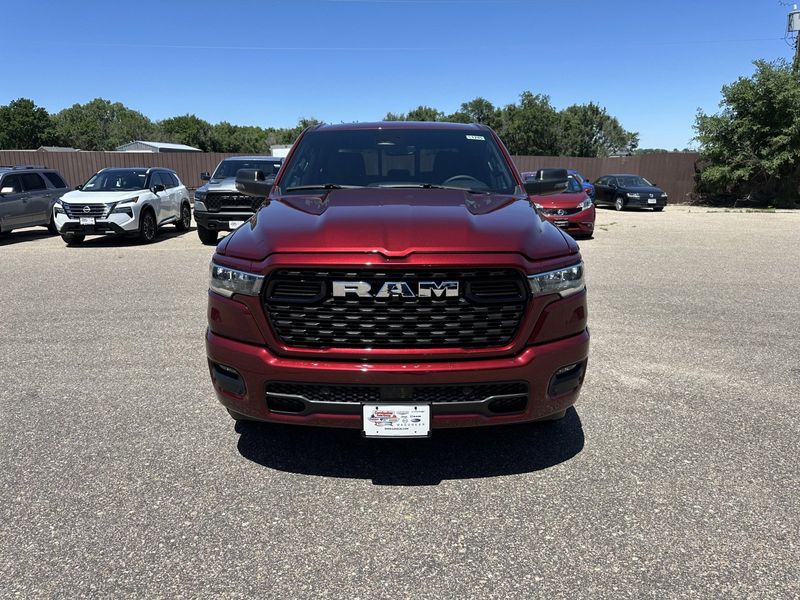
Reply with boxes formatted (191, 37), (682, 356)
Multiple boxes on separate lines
(219, 188), (572, 262)
(197, 176), (239, 194)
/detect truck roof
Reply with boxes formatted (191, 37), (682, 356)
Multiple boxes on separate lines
(311, 121), (490, 132)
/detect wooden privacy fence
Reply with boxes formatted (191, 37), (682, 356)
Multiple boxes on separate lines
(0, 150), (700, 202)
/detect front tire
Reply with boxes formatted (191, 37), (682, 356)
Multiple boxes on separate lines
(47, 214), (57, 234)
(139, 209), (157, 243)
(614, 196), (625, 211)
(175, 202), (191, 231)
(61, 233), (85, 246)
(197, 225), (218, 246)
(653, 206), (664, 212)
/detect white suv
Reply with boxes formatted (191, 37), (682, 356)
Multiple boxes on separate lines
(54, 167), (191, 245)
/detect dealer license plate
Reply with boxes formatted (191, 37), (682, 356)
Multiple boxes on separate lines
(229, 220), (244, 229)
(647, 198), (657, 205)
(79, 217), (95, 225)
(362, 404), (431, 438)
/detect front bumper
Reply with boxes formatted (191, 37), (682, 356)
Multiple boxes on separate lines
(625, 198), (667, 208)
(54, 212), (137, 235)
(206, 328), (590, 430)
(542, 206), (596, 236)
(195, 210), (254, 232)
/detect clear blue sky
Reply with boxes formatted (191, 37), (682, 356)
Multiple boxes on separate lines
(1, 0), (795, 149)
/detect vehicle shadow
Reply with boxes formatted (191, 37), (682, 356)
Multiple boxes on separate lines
(0, 229), (55, 246)
(68, 226), (197, 248)
(235, 408), (584, 485)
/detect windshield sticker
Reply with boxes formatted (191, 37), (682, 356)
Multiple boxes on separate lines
(466, 135), (485, 141)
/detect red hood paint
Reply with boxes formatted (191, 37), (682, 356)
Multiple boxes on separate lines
(531, 192), (588, 209)
(219, 188), (573, 262)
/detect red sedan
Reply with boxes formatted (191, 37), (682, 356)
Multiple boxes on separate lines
(522, 171), (596, 238)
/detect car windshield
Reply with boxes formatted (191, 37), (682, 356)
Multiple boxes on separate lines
(570, 171), (584, 184)
(278, 128), (518, 194)
(617, 175), (653, 187)
(212, 160), (282, 179)
(82, 169), (147, 192)
(565, 177), (583, 193)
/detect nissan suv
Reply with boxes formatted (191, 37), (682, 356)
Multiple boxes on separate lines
(205, 122), (589, 438)
(54, 167), (191, 245)
(0, 165), (69, 235)
(193, 156), (283, 245)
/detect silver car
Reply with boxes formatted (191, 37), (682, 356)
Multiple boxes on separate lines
(0, 165), (70, 234)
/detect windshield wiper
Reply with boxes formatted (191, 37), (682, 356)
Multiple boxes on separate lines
(377, 183), (490, 193)
(285, 184), (364, 192)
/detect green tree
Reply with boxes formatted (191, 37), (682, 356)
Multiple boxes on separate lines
(448, 97), (500, 128)
(52, 99), (157, 150)
(496, 92), (560, 155)
(384, 106), (444, 122)
(0, 98), (54, 149)
(158, 114), (213, 151)
(557, 103), (639, 157)
(694, 59), (800, 202)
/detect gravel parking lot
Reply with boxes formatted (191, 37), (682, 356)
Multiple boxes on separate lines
(2, 206), (798, 599)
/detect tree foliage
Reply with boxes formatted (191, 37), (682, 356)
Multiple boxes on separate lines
(694, 60), (800, 202)
(51, 99), (158, 151)
(0, 98), (54, 149)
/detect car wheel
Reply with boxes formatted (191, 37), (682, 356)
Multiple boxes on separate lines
(197, 225), (218, 246)
(614, 196), (625, 211)
(227, 408), (256, 422)
(61, 233), (85, 246)
(653, 207), (664, 212)
(47, 214), (57, 234)
(175, 202), (191, 231)
(139, 209), (157, 243)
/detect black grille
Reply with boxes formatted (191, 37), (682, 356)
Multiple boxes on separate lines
(263, 269), (527, 349)
(63, 203), (107, 218)
(267, 381), (527, 409)
(542, 207), (580, 216)
(204, 192), (264, 212)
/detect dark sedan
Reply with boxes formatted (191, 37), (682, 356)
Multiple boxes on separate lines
(593, 174), (668, 211)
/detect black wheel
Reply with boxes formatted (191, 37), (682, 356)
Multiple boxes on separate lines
(227, 408), (255, 422)
(653, 207), (664, 212)
(614, 196), (625, 211)
(47, 213), (57, 234)
(197, 225), (218, 246)
(61, 233), (85, 246)
(139, 209), (157, 243)
(175, 202), (191, 231)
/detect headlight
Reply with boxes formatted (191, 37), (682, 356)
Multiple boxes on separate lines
(54, 199), (65, 214)
(528, 262), (585, 298)
(661, 192), (668, 198)
(534, 202), (543, 210)
(110, 197), (138, 215)
(195, 190), (207, 201)
(577, 197), (593, 210)
(627, 193), (640, 199)
(209, 263), (265, 298)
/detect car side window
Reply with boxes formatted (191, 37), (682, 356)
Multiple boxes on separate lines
(149, 172), (164, 189)
(2, 174), (23, 194)
(44, 172), (67, 189)
(163, 172), (177, 189)
(21, 173), (47, 191)
(595, 177), (606, 186)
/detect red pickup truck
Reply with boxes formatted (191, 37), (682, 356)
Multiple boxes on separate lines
(205, 122), (589, 438)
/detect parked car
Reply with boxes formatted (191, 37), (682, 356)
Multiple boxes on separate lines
(53, 167), (191, 245)
(522, 170), (595, 238)
(194, 156), (283, 245)
(206, 121), (589, 436)
(0, 165), (69, 235)
(568, 169), (595, 198)
(593, 174), (668, 211)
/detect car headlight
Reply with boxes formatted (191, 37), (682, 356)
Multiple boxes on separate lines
(110, 196), (138, 215)
(577, 197), (593, 210)
(627, 193), (640, 199)
(209, 263), (265, 298)
(661, 192), (668, 198)
(54, 199), (66, 214)
(528, 262), (585, 298)
(534, 202), (543, 210)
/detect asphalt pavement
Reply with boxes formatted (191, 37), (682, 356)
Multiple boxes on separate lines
(1, 206), (798, 599)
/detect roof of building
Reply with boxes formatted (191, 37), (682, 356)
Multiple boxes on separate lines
(37, 146), (80, 152)
(116, 140), (202, 152)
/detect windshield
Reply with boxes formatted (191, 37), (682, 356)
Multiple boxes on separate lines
(82, 169), (147, 192)
(212, 159), (282, 179)
(617, 175), (653, 187)
(565, 177), (583, 193)
(278, 128), (517, 194)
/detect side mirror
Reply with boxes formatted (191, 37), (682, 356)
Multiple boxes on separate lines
(151, 184), (165, 193)
(75, 184), (83, 191)
(523, 168), (569, 197)
(235, 169), (272, 197)
(0, 186), (13, 195)
(200, 171), (211, 181)
(609, 182), (617, 188)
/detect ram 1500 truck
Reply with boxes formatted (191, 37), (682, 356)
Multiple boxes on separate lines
(206, 122), (589, 438)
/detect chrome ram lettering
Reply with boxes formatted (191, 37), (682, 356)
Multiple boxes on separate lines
(331, 281), (459, 298)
